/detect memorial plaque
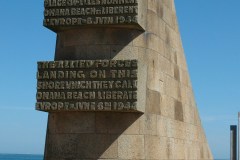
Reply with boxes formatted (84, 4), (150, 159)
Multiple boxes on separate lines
(36, 59), (139, 112)
(43, 0), (146, 31)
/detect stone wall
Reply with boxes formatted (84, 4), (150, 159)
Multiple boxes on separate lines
(43, 0), (213, 159)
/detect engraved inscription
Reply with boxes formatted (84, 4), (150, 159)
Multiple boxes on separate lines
(43, 0), (139, 30)
(36, 60), (138, 112)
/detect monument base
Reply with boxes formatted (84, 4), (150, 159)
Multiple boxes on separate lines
(44, 112), (212, 159)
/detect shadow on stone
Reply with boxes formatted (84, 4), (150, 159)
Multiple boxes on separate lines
(44, 112), (143, 159)
(54, 28), (143, 60)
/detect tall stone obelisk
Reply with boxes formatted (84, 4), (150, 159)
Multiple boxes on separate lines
(36, 0), (213, 159)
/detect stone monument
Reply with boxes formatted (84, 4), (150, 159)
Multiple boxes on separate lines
(36, 0), (214, 159)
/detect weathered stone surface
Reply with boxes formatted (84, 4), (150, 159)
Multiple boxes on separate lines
(48, 112), (95, 134)
(95, 112), (141, 134)
(146, 89), (161, 114)
(40, 0), (214, 159)
(145, 135), (169, 159)
(118, 135), (145, 159)
(45, 133), (118, 159)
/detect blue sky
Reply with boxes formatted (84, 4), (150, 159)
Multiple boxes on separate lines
(175, 1), (240, 158)
(0, 0), (239, 158)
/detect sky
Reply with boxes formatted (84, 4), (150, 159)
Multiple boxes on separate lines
(0, 0), (239, 159)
